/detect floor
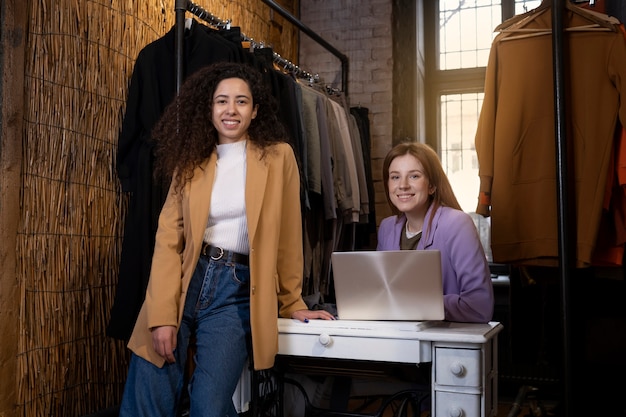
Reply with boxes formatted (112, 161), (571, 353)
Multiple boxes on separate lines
(497, 390), (560, 417)
(496, 382), (626, 417)
(86, 385), (614, 417)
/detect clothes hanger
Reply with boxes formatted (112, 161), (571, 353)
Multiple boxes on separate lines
(564, 1), (618, 31)
(494, 0), (551, 32)
(496, 0), (617, 42)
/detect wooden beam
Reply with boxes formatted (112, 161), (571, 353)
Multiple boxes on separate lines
(0, 0), (26, 416)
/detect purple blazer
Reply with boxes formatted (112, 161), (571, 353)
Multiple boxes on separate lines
(377, 205), (494, 323)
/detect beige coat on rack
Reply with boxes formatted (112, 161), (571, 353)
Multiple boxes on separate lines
(474, 2), (626, 266)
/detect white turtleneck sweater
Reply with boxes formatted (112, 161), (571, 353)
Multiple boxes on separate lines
(203, 140), (249, 254)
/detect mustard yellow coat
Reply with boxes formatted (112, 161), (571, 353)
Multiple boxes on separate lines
(474, 9), (626, 266)
(127, 142), (308, 370)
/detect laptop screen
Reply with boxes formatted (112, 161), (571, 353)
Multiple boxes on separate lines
(330, 250), (444, 321)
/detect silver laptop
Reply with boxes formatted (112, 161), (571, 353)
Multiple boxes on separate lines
(331, 250), (445, 321)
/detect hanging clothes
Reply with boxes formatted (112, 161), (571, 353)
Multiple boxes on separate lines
(591, 125), (626, 265)
(298, 83), (338, 301)
(350, 106), (376, 249)
(587, 19), (626, 267)
(474, 5), (626, 267)
(109, 7), (362, 325)
(107, 20), (244, 341)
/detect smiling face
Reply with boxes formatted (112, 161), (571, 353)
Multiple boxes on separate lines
(387, 153), (436, 218)
(211, 77), (258, 144)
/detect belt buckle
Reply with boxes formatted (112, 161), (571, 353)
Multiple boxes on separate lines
(210, 246), (224, 261)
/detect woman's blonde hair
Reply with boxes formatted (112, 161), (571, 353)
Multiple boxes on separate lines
(382, 141), (462, 222)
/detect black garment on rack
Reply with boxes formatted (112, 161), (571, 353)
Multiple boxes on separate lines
(275, 72), (308, 207)
(107, 20), (244, 341)
(250, 47), (309, 208)
(253, 48), (304, 160)
(350, 106), (376, 249)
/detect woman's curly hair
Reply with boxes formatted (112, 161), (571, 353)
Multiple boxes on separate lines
(151, 62), (288, 190)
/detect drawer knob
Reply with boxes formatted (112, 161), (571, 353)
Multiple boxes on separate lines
(450, 361), (465, 376)
(318, 333), (332, 346)
(448, 406), (464, 417)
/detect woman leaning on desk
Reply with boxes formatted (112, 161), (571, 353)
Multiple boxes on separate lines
(377, 141), (494, 323)
(118, 62), (334, 417)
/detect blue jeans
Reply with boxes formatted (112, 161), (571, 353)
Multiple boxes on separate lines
(119, 255), (251, 417)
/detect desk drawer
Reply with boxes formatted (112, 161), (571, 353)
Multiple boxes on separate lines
(434, 347), (481, 387)
(434, 391), (480, 417)
(278, 332), (426, 363)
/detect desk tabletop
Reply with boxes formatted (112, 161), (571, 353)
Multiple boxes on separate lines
(277, 319), (502, 363)
(278, 318), (502, 343)
(415, 321), (503, 343)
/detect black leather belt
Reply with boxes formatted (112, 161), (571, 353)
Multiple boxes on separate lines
(201, 243), (249, 266)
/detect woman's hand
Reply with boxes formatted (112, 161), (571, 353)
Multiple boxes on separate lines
(151, 325), (178, 363)
(291, 309), (336, 322)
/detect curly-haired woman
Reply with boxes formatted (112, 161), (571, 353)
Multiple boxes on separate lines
(119, 62), (334, 417)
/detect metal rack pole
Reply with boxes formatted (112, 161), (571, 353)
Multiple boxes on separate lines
(551, 0), (573, 415)
(261, 0), (349, 95)
(174, 0), (187, 93)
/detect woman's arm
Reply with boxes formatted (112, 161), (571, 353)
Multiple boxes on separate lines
(441, 211), (494, 323)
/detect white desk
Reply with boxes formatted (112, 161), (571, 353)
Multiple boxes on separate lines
(276, 319), (503, 417)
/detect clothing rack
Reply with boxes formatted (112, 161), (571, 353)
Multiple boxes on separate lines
(174, 0), (324, 93)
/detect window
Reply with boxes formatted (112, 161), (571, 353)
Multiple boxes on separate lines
(425, 0), (542, 213)
(438, 1), (501, 70)
(515, 1), (544, 14)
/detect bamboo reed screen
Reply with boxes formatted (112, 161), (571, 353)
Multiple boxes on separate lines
(16, 0), (297, 416)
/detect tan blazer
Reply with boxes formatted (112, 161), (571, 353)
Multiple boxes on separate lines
(127, 142), (308, 370)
